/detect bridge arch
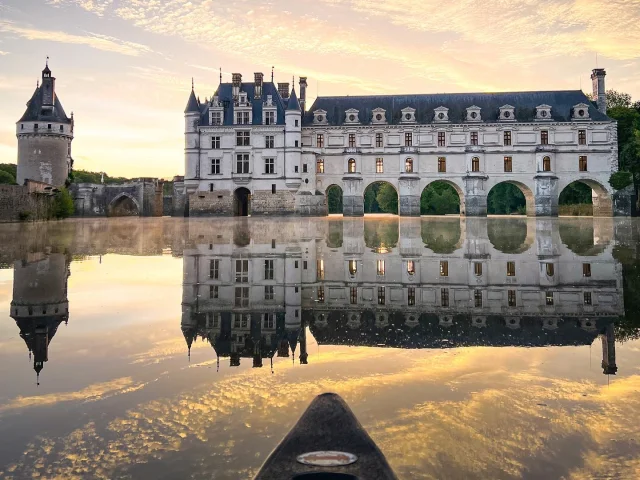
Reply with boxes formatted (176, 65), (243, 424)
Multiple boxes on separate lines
(487, 180), (535, 216)
(420, 179), (465, 216)
(364, 180), (399, 215)
(325, 184), (343, 214)
(108, 193), (140, 217)
(558, 178), (613, 217)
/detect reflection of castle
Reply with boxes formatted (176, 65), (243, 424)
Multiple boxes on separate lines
(9, 251), (70, 384)
(182, 217), (622, 374)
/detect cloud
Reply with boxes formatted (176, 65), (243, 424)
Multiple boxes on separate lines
(0, 21), (152, 57)
(0, 50), (9, 55)
(48, 0), (114, 17)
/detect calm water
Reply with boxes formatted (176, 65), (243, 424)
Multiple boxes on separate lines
(0, 216), (639, 480)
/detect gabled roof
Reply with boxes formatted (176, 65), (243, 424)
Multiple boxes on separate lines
(18, 86), (71, 124)
(304, 90), (611, 126)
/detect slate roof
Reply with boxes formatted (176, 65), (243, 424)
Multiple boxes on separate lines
(287, 88), (301, 111)
(18, 86), (71, 124)
(192, 81), (290, 126)
(184, 89), (200, 113)
(304, 90), (612, 126)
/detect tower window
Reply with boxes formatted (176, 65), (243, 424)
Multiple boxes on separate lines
(584, 292), (592, 305)
(545, 263), (555, 277)
(440, 261), (449, 277)
(376, 133), (384, 148)
(59, 125), (64, 132)
(508, 290), (516, 307)
(405, 158), (414, 173)
(507, 261), (516, 277)
(474, 262), (483, 276)
(408, 287), (416, 306)
(348, 259), (357, 276)
(295, 140), (299, 147)
(377, 259), (385, 276)
(441, 288), (449, 307)
(316, 134), (324, 148)
(295, 120), (299, 127)
(504, 156), (513, 172)
(378, 286), (386, 305)
(317, 286), (325, 303)
(583, 263), (592, 277)
(474, 290), (483, 307)
(350, 287), (358, 304)
(317, 159), (324, 173)
(407, 260), (416, 275)
(348, 158), (356, 173)
(546, 291), (554, 306)
(303, 163), (308, 173)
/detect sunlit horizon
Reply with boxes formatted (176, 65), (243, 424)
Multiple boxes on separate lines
(1, 0), (639, 179)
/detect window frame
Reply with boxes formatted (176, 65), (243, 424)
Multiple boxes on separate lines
(211, 158), (221, 175)
(471, 157), (480, 172)
(376, 157), (384, 173)
(579, 156), (588, 172)
(405, 158), (414, 173)
(236, 153), (250, 174)
(542, 156), (551, 172)
(348, 133), (356, 148)
(317, 133), (325, 148)
(438, 131), (446, 147)
(438, 157), (446, 173)
(264, 158), (275, 174)
(405, 132), (413, 147)
(470, 131), (478, 146)
(504, 131), (512, 146)
(236, 131), (250, 147)
(504, 156), (513, 173)
(541, 130), (549, 145)
(348, 158), (357, 173)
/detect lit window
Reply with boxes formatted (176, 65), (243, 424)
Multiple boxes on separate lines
(348, 133), (356, 147)
(348, 260), (357, 276)
(507, 261), (516, 277)
(317, 259), (325, 280)
(377, 259), (385, 276)
(545, 263), (554, 277)
(265, 158), (275, 174)
(578, 130), (586, 145)
(474, 262), (483, 276)
(470, 131), (478, 146)
(508, 290), (516, 307)
(543, 156), (551, 172)
(405, 132), (413, 147)
(471, 157), (480, 172)
(474, 290), (483, 307)
(317, 134), (324, 148)
(504, 131), (512, 146)
(546, 291), (554, 306)
(376, 158), (384, 173)
(438, 157), (446, 173)
(541, 130), (549, 145)
(583, 263), (591, 277)
(504, 156), (513, 172)
(441, 288), (449, 307)
(348, 158), (356, 173)
(405, 158), (414, 173)
(350, 287), (358, 304)
(579, 156), (588, 172)
(317, 286), (325, 303)
(407, 260), (416, 276)
(408, 287), (416, 306)
(317, 159), (324, 174)
(378, 286), (386, 305)
(438, 132), (446, 147)
(440, 261), (448, 277)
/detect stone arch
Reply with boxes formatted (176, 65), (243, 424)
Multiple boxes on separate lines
(558, 178), (613, 217)
(487, 180), (535, 216)
(325, 184), (343, 214)
(108, 193), (140, 217)
(420, 179), (465, 216)
(363, 180), (398, 215)
(233, 187), (251, 217)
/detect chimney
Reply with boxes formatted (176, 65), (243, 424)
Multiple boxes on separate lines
(278, 82), (290, 99)
(232, 73), (242, 99)
(591, 68), (607, 115)
(254, 72), (264, 99)
(299, 76), (308, 113)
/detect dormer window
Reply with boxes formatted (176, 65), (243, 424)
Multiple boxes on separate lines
(499, 105), (516, 122)
(238, 93), (248, 106)
(536, 104), (552, 121)
(466, 106), (482, 122)
(345, 108), (360, 124)
(313, 109), (328, 125)
(401, 107), (416, 123)
(210, 110), (222, 125)
(372, 108), (387, 124)
(264, 111), (276, 125)
(235, 111), (251, 125)
(433, 106), (449, 123)
(572, 103), (591, 121)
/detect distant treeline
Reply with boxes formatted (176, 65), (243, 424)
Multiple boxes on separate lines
(0, 164), (17, 185)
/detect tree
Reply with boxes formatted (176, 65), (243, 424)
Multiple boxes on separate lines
(559, 182), (592, 205)
(0, 170), (15, 185)
(326, 186), (343, 214)
(605, 90), (633, 109)
(0, 163), (17, 179)
(610, 171), (633, 191)
(53, 188), (74, 218)
(420, 182), (460, 215)
(364, 183), (380, 213)
(487, 184), (526, 214)
(376, 183), (398, 214)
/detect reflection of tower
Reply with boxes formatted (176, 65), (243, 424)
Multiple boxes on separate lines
(10, 252), (70, 384)
(299, 318), (309, 365)
(600, 322), (617, 375)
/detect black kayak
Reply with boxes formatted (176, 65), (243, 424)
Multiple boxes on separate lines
(254, 393), (398, 480)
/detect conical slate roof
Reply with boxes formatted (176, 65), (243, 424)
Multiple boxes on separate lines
(184, 89), (200, 113)
(286, 87), (301, 111)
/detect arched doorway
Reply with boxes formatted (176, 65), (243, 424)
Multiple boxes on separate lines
(364, 181), (398, 215)
(233, 188), (251, 217)
(326, 185), (343, 214)
(421, 181), (463, 215)
(487, 181), (534, 216)
(559, 180), (612, 216)
(108, 194), (139, 217)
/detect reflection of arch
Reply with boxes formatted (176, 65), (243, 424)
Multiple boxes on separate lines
(559, 219), (608, 256)
(233, 222), (251, 247)
(233, 187), (251, 217)
(325, 184), (343, 214)
(487, 181), (534, 216)
(364, 218), (399, 251)
(421, 180), (464, 216)
(487, 218), (533, 254)
(108, 193), (140, 217)
(364, 181), (398, 215)
(558, 179), (612, 217)
(421, 218), (463, 254)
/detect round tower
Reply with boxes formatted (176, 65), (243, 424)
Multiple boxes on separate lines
(184, 81), (201, 187)
(285, 87), (302, 182)
(16, 60), (74, 187)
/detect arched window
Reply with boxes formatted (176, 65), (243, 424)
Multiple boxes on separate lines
(471, 157), (480, 172)
(316, 159), (324, 173)
(405, 158), (414, 173)
(542, 156), (551, 172)
(348, 260), (358, 276)
(348, 158), (356, 173)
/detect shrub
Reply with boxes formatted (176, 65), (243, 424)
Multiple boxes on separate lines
(0, 170), (15, 185)
(53, 188), (75, 219)
(609, 171), (633, 191)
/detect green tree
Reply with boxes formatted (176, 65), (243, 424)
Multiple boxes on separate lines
(326, 185), (343, 214)
(559, 182), (592, 205)
(376, 183), (398, 214)
(487, 183), (526, 214)
(364, 183), (380, 213)
(604, 90), (633, 109)
(420, 182), (460, 215)
(53, 188), (75, 219)
(0, 163), (17, 179)
(610, 171), (633, 191)
(0, 170), (15, 185)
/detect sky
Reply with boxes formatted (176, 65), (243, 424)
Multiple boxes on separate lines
(0, 0), (639, 179)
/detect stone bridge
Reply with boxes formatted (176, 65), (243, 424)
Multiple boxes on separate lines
(69, 178), (164, 217)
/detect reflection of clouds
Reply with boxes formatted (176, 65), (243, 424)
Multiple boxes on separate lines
(0, 377), (144, 413)
(1, 346), (639, 479)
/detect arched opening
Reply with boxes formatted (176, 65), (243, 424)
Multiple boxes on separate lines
(421, 181), (463, 215)
(326, 219), (343, 248)
(347, 158), (357, 173)
(233, 187), (251, 217)
(326, 185), (343, 214)
(108, 194), (139, 217)
(487, 218), (532, 253)
(364, 181), (398, 215)
(559, 180), (612, 217)
(487, 181), (534, 216)
(421, 218), (462, 254)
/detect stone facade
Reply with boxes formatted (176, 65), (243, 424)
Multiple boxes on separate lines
(185, 68), (627, 217)
(68, 179), (164, 217)
(0, 183), (56, 223)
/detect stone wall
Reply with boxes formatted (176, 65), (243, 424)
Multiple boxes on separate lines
(295, 191), (327, 216)
(68, 180), (164, 217)
(189, 191), (234, 216)
(251, 189), (296, 216)
(0, 185), (55, 223)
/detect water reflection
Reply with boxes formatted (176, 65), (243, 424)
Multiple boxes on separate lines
(181, 217), (624, 376)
